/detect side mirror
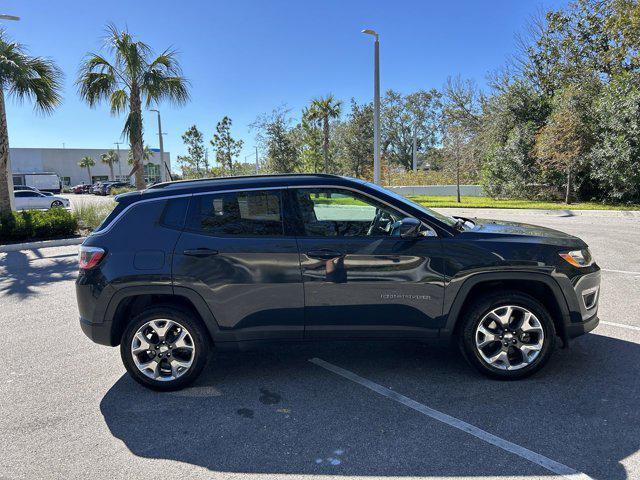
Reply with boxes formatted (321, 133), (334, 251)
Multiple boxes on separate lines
(396, 217), (421, 237)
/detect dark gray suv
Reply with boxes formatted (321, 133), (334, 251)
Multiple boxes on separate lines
(76, 174), (600, 390)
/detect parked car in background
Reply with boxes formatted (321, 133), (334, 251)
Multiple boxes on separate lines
(96, 181), (129, 195)
(72, 184), (93, 194)
(14, 190), (70, 210)
(91, 182), (104, 195)
(13, 184), (54, 196)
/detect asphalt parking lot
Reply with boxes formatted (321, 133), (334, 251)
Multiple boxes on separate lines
(2, 209), (639, 480)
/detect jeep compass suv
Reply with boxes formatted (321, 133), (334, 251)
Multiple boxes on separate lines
(76, 174), (600, 390)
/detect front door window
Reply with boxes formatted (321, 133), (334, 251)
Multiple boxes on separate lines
(294, 188), (404, 237)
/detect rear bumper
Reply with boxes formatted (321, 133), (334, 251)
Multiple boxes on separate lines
(79, 316), (113, 346)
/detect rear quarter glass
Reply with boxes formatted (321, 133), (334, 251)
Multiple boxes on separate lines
(94, 203), (126, 233)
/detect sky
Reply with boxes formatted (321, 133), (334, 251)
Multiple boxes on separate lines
(3, 0), (567, 171)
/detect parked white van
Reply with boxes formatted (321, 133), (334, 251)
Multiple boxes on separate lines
(12, 172), (62, 194)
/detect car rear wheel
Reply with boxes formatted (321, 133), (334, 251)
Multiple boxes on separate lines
(51, 200), (64, 208)
(121, 306), (210, 391)
(459, 291), (556, 379)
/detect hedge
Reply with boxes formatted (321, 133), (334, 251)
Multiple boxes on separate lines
(0, 208), (78, 242)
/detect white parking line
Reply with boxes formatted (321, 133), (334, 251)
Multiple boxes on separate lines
(310, 357), (592, 480)
(601, 268), (640, 275)
(601, 321), (640, 332)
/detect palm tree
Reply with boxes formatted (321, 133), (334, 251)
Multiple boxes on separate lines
(77, 24), (189, 191)
(127, 145), (152, 165)
(0, 31), (62, 215)
(307, 94), (341, 174)
(78, 156), (95, 184)
(100, 149), (119, 180)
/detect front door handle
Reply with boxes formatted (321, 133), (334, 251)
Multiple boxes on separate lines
(183, 248), (219, 257)
(306, 249), (343, 260)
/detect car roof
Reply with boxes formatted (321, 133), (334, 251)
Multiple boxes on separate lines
(116, 174), (364, 204)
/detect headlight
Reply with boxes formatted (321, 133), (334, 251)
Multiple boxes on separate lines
(559, 249), (594, 268)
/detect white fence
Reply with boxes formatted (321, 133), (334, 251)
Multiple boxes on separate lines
(387, 185), (485, 197)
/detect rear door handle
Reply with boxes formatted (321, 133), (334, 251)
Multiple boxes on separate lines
(306, 249), (343, 260)
(183, 248), (219, 257)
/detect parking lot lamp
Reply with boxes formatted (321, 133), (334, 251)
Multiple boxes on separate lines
(362, 29), (380, 184)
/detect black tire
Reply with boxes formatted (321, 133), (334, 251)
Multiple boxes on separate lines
(120, 306), (210, 391)
(51, 200), (63, 208)
(458, 291), (556, 380)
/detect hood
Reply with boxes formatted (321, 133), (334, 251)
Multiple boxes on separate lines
(459, 217), (586, 247)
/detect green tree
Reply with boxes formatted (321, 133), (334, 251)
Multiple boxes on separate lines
(298, 107), (324, 173)
(100, 149), (119, 181)
(78, 156), (95, 184)
(210, 116), (243, 175)
(479, 80), (551, 198)
(77, 24), (189, 191)
(534, 85), (595, 203)
(177, 125), (206, 178)
(127, 145), (153, 165)
(441, 77), (484, 200)
(265, 115), (299, 173)
(306, 94), (342, 173)
(381, 89), (441, 170)
(589, 73), (640, 202)
(335, 99), (374, 178)
(0, 31), (62, 215)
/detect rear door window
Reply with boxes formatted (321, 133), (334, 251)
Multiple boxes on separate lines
(186, 190), (284, 236)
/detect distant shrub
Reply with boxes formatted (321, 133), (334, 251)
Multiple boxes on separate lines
(73, 201), (116, 231)
(110, 186), (135, 195)
(0, 209), (78, 243)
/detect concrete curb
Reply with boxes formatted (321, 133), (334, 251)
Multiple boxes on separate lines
(0, 236), (86, 253)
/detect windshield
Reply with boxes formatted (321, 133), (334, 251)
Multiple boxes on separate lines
(359, 180), (459, 228)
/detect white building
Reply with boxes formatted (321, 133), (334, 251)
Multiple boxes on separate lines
(9, 147), (172, 187)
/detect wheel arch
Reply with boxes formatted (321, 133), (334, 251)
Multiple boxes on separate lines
(443, 272), (570, 345)
(105, 286), (220, 346)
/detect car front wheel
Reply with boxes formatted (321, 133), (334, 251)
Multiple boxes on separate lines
(51, 200), (64, 208)
(120, 306), (210, 391)
(459, 291), (556, 379)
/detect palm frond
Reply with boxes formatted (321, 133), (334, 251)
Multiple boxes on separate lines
(77, 54), (118, 107)
(142, 70), (190, 107)
(103, 23), (151, 83)
(0, 34), (63, 114)
(109, 89), (128, 114)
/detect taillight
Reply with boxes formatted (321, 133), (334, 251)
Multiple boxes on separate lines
(79, 246), (106, 270)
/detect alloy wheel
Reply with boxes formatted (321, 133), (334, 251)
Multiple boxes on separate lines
(474, 305), (544, 371)
(130, 319), (195, 381)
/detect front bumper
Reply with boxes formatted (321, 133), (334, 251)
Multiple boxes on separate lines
(566, 313), (599, 338)
(559, 269), (601, 340)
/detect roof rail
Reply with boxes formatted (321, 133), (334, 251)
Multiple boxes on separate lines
(148, 173), (342, 189)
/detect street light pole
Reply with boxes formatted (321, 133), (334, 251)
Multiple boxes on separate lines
(362, 29), (381, 184)
(150, 109), (167, 182)
(245, 146), (260, 175)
